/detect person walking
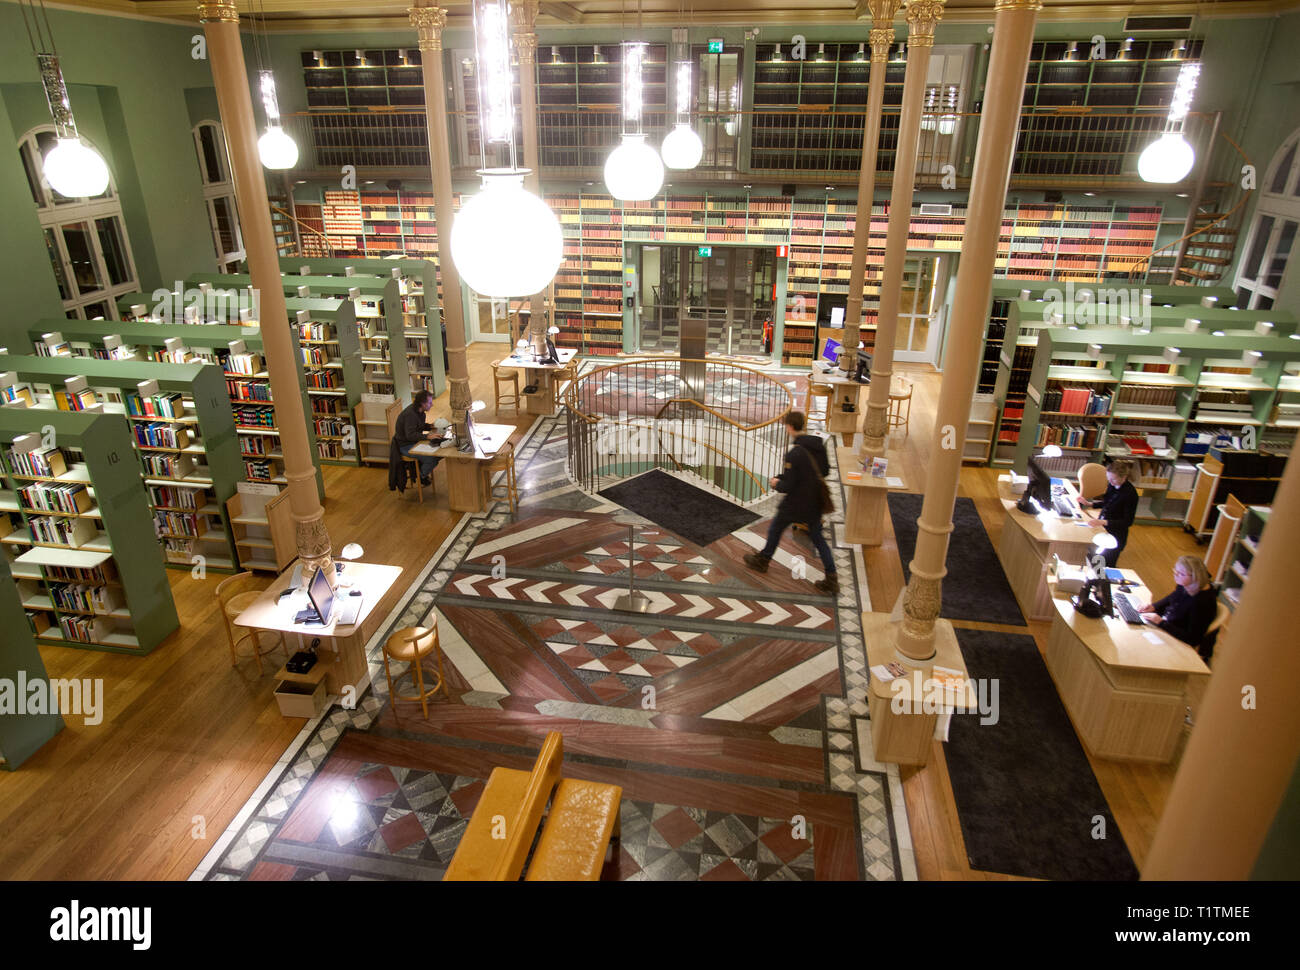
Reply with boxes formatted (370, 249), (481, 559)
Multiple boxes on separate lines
(743, 411), (839, 595)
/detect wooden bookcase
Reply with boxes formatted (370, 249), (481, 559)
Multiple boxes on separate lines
(47, 318), (325, 500)
(226, 485), (295, 573)
(0, 353), (243, 572)
(355, 397), (400, 468)
(0, 550), (64, 769)
(1219, 503), (1268, 613)
(0, 408), (179, 655)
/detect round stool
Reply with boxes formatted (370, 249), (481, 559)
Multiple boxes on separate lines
(217, 572), (286, 676)
(382, 622), (447, 719)
(491, 361), (521, 417)
(888, 378), (913, 440)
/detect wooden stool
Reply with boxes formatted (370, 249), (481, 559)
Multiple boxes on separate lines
(888, 379), (913, 440)
(217, 572), (286, 675)
(483, 440), (519, 513)
(492, 361), (521, 417)
(401, 454), (436, 504)
(382, 622), (448, 719)
(805, 381), (832, 431)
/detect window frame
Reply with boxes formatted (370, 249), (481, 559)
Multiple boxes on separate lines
(1234, 127), (1300, 310)
(192, 120), (245, 273)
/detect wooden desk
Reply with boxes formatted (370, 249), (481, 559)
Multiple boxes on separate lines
(996, 475), (1102, 621)
(836, 445), (905, 546)
(1044, 571), (1209, 764)
(232, 561), (403, 697)
(503, 347), (578, 416)
(413, 422), (514, 513)
(809, 370), (867, 447)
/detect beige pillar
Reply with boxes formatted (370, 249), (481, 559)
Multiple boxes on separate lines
(198, 0), (331, 576)
(845, 1), (902, 337)
(511, 0), (548, 347)
(410, 3), (472, 427)
(894, 0), (1040, 662)
(861, 0), (944, 459)
(1145, 455), (1300, 879)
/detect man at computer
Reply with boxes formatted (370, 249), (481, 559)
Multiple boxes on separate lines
(392, 390), (441, 486)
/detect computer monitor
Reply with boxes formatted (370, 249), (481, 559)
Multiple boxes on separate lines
(821, 337), (842, 364)
(855, 350), (872, 384)
(461, 408), (482, 455)
(306, 566), (334, 625)
(544, 336), (559, 364)
(1017, 455), (1053, 514)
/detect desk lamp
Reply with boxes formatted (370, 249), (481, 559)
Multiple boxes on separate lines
(516, 337), (529, 359)
(339, 543), (364, 587)
(1040, 445), (1063, 458)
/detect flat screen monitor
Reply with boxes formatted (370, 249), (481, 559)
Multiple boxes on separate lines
(856, 350), (872, 383)
(464, 407), (476, 443)
(306, 566), (334, 624)
(544, 336), (559, 364)
(1017, 455), (1053, 514)
(821, 337), (841, 364)
(829, 306), (845, 330)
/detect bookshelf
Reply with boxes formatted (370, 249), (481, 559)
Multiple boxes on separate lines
(0, 354), (243, 572)
(0, 408), (179, 655)
(355, 397), (400, 468)
(285, 297), (363, 466)
(226, 483), (295, 573)
(0, 550), (63, 769)
(46, 319), (325, 500)
(1219, 503), (1268, 614)
(1013, 327), (1300, 524)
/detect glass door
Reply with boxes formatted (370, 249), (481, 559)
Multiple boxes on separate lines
(469, 293), (513, 342)
(696, 47), (741, 171)
(894, 254), (945, 363)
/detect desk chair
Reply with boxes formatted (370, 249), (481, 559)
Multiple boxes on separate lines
(483, 440), (519, 513)
(217, 572), (286, 675)
(1078, 462), (1108, 502)
(492, 360), (521, 417)
(1199, 599), (1231, 664)
(401, 453), (436, 504)
(805, 381), (832, 432)
(382, 620), (448, 719)
(888, 378), (913, 440)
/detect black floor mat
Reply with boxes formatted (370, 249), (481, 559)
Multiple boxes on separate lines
(944, 628), (1140, 881)
(888, 493), (1026, 626)
(598, 469), (760, 546)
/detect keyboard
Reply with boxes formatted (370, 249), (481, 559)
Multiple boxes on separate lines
(1115, 593), (1144, 626)
(1053, 496), (1080, 518)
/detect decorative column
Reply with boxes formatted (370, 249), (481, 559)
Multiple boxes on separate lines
(845, 1), (902, 338)
(861, 0), (944, 459)
(1145, 453), (1300, 879)
(198, 0), (331, 577)
(511, 0), (548, 346)
(895, 0), (1040, 663)
(411, 2), (472, 429)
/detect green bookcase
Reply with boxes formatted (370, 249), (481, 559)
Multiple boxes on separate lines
(0, 551), (63, 769)
(0, 408), (180, 655)
(283, 297), (364, 466)
(1220, 504), (1269, 613)
(0, 353), (243, 571)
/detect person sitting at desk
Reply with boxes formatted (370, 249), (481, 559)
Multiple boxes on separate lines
(1080, 459), (1137, 567)
(390, 390), (441, 487)
(1139, 555), (1218, 653)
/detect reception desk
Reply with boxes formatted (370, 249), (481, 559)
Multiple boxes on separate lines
(1044, 571), (1209, 764)
(996, 476), (1101, 621)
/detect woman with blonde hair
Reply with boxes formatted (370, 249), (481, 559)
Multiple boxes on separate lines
(1080, 458), (1138, 566)
(1140, 555), (1218, 649)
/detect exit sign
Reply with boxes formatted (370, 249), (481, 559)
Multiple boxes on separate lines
(708, 39), (724, 53)
(698, 246), (712, 257)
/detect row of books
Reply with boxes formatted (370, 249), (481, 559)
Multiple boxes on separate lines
(50, 582), (118, 614)
(1033, 423), (1102, 449)
(301, 347), (335, 367)
(239, 435), (273, 456)
(243, 458), (278, 482)
(1115, 384), (1179, 412)
(228, 380), (274, 402)
(225, 352), (264, 376)
(317, 440), (351, 460)
(1042, 385), (1112, 415)
(58, 614), (107, 643)
(311, 397), (344, 417)
(19, 482), (93, 515)
(153, 510), (203, 537)
(298, 321), (334, 342)
(314, 417), (351, 437)
(132, 422), (190, 450)
(305, 369), (342, 389)
(46, 562), (115, 584)
(55, 388), (99, 412)
(2, 384), (34, 406)
(141, 453), (194, 479)
(31, 515), (94, 547)
(147, 483), (202, 509)
(125, 391), (186, 419)
(6, 445), (67, 478)
(234, 406), (276, 428)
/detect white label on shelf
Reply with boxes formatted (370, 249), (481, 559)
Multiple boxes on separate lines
(361, 393), (396, 404)
(1000, 350), (1011, 369)
(241, 327), (259, 337)
(237, 481), (280, 497)
(1027, 385), (1041, 404)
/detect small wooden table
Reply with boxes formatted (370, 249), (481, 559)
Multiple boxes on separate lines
(1044, 570), (1209, 764)
(412, 422), (514, 513)
(836, 445), (905, 546)
(996, 475), (1103, 621)
(809, 369), (867, 447)
(232, 561), (403, 698)
(503, 347), (578, 416)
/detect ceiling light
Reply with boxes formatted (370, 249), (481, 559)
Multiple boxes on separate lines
(257, 71), (298, 169)
(606, 134), (664, 200)
(1139, 132), (1194, 183)
(661, 60), (702, 170)
(33, 52), (110, 198)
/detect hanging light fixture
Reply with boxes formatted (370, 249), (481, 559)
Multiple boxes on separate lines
(937, 85), (959, 136)
(661, 54), (703, 170)
(605, 40), (664, 200)
(22, 0), (110, 198)
(1138, 61), (1200, 183)
(450, 0), (563, 297)
(257, 71), (299, 169)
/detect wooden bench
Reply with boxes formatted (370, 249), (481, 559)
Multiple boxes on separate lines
(442, 731), (622, 881)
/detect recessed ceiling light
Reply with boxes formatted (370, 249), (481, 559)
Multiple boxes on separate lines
(1212, 330), (1226, 337)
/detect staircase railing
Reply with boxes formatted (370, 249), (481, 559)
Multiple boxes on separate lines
(269, 204), (339, 258)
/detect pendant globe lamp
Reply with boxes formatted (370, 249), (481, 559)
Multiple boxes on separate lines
(661, 57), (703, 170)
(450, 0), (562, 298)
(27, 20), (110, 199)
(257, 71), (299, 170)
(1138, 62), (1200, 184)
(605, 41), (664, 200)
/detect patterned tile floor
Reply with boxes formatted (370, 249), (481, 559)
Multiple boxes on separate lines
(196, 369), (914, 882)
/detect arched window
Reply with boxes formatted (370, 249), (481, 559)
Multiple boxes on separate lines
(192, 121), (245, 273)
(18, 126), (138, 320)
(1234, 128), (1300, 310)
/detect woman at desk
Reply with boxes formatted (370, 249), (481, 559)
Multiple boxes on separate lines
(1080, 459), (1137, 567)
(393, 390), (441, 485)
(1139, 555), (1218, 652)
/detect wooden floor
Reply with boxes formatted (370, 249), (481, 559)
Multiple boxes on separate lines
(0, 350), (1204, 880)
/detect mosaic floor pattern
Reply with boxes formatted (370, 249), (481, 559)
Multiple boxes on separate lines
(196, 374), (913, 882)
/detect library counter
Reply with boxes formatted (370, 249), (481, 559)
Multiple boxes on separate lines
(996, 475), (1101, 621)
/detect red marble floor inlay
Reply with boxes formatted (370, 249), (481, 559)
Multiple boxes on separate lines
(449, 779), (485, 818)
(761, 822), (812, 865)
(354, 767), (400, 802)
(379, 812), (428, 853)
(654, 807), (702, 849)
(700, 859), (751, 882)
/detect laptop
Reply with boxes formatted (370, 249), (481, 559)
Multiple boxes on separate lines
(296, 565), (363, 626)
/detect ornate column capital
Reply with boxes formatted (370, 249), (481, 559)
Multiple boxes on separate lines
(196, 0), (238, 24)
(511, 0), (540, 65)
(866, 0), (904, 22)
(408, 4), (448, 52)
(994, 0), (1043, 9)
(869, 26), (895, 62)
(904, 0), (945, 48)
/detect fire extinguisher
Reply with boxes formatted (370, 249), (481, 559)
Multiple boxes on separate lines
(762, 318), (773, 354)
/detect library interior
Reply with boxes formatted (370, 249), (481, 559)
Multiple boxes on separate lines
(0, 0), (1298, 886)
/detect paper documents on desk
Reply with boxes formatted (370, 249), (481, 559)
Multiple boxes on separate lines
(886, 477), (903, 488)
(845, 471), (862, 482)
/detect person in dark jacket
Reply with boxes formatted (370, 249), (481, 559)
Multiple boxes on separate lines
(393, 390), (440, 485)
(1081, 458), (1138, 567)
(743, 411), (839, 595)
(1140, 555), (1218, 651)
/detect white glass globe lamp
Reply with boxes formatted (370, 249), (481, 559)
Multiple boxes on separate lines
(451, 170), (563, 297)
(1138, 132), (1194, 184)
(43, 138), (110, 198)
(604, 133), (664, 201)
(258, 126), (299, 170)
(661, 123), (704, 170)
